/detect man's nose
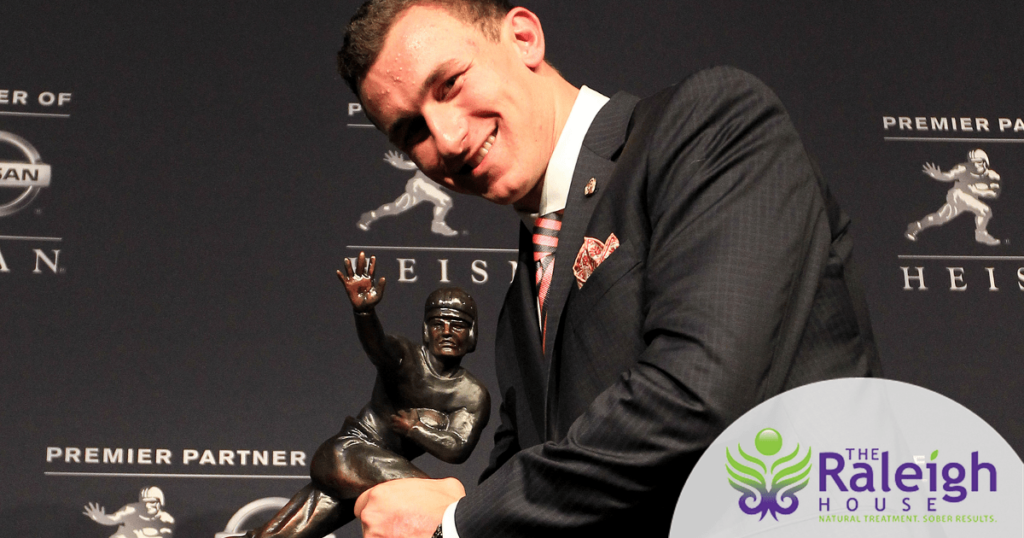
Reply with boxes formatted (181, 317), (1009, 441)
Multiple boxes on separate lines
(425, 105), (467, 166)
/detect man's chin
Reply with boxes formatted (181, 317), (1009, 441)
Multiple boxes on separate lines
(485, 194), (519, 206)
(445, 173), (527, 206)
(487, 186), (536, 207)
(450, 181), (516, 205)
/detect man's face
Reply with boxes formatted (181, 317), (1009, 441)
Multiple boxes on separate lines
(360, 6), (554, 206)
(425, 313), (472, 358)
(972, 159), (988, 174)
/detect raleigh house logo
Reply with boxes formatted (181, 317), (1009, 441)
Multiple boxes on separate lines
(726, 427), (812, 521)
(817, 447), (997, 521)
(724, 429), (999, 524)
(672, 380), (1021, 537)
(0, 130), (51, 217)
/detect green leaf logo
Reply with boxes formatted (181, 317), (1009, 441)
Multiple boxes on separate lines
(725, 428), (812, 521)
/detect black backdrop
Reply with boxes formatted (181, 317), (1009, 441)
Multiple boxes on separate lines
(3, 1), (1023, 536)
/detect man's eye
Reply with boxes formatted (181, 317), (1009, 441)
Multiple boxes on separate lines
(440, 74), (460, 99)
(402, 117), (428, 147)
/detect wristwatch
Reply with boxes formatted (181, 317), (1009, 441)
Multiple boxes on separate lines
(431, 524), (444, 538)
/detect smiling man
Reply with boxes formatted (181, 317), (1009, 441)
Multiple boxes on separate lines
(351, 1), (575, 210)
(338, 2), (880, 538)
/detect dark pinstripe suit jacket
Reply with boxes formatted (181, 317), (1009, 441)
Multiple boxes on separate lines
(456, 67), (881, 537)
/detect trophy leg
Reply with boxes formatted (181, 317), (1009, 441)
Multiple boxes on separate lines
(311, 435), (430, 500)
(247, 483), (351, 538)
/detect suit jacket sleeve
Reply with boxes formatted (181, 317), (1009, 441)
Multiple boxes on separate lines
(457, 67), (877, 536)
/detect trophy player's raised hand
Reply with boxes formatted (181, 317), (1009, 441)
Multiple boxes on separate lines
(922, 162), (943, 179)
(338, 252), (386, 312)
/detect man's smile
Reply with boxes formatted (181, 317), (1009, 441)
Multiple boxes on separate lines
(470, 128), (497, 169)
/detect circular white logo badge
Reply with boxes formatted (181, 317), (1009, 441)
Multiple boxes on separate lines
(672, 379), (1022, 537)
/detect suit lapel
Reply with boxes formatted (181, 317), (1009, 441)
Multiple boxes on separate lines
(542, 92), (640, 438)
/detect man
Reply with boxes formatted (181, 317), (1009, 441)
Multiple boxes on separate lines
(357, 150), (459, 236)
(905, 149), (1002, 245)
(338, 2), (880, 537)
(83, 486), (175, 537)
(244, 253), (490, 537)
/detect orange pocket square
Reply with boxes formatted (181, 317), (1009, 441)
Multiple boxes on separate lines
(573, 233), (620, 289)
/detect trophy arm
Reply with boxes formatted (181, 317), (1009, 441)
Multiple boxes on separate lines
(353, 309), (406, 372)
(405, 383), (491, 464)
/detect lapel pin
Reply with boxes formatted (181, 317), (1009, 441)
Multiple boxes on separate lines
(584, 178), (597, 197)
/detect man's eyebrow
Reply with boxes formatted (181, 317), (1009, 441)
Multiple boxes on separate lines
(423, 59), (460, 93)
(383, 59), (461, 141)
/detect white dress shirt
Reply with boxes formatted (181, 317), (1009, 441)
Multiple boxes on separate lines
(516, 85), (611, 226)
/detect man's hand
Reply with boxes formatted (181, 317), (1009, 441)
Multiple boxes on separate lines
(338, 252), (386, 312)
(354, 477), (465, 538)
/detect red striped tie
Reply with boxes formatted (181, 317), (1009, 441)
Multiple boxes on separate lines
(533, 210), (563, 350)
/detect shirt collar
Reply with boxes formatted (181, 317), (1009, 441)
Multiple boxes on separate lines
(517, 85), (609, 228)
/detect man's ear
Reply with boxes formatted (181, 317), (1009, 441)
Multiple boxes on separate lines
(505, 7), (545, 69)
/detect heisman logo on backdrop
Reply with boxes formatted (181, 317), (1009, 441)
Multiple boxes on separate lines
(356, 150), (460, 237)
(0, 130), (52, 218)
(725, 428), (813, 521)
(82, 486), (175, 537)
(885, 114), (1024, 292)
(904, 149), (1003, 246)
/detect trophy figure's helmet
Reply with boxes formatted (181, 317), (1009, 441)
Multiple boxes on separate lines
(969, 149), (990, 167)
(423, 288), (478, 353)
(140, 486), (165, 506)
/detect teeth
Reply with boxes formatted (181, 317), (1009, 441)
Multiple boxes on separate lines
(471, 134), (496, 167)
